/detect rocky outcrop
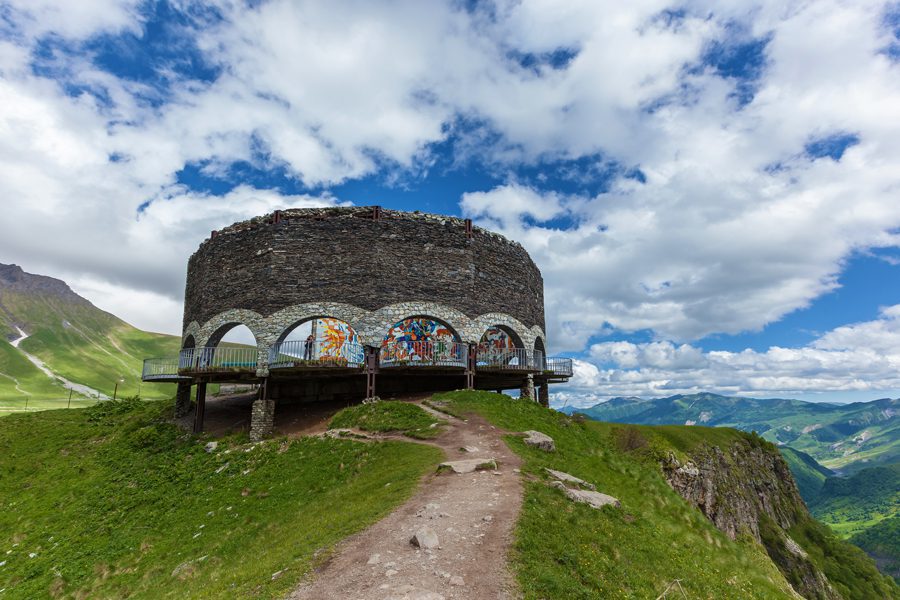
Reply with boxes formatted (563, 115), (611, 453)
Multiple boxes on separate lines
(523, 430), (555, 452)
(660, 438), (840, 599)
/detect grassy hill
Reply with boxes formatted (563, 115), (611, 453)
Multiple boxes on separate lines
(567, 392), (899, 473)
(1, 393), (895, 598)
(0, 263), (181, 406)
(781, 446), (834, 502)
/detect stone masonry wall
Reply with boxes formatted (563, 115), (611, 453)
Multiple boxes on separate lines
(183, 207), (545, 337)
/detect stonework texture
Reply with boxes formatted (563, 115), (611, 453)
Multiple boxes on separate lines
(174, 382), (192, 417)
(520, 373), (535, 401)
(249, 398), (275, 441)
(183, 207), (545, 339)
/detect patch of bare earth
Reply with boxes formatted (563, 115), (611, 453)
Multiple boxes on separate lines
(289, 403), (524, 600)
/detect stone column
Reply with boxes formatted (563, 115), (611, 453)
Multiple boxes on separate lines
(249, 378), (275, 441)
(250, 398), (275, 441)
(537, 383), (549, 408)
(519, 374), (535, 401)
(174, 382), (192, 417)
(193, 382), (207, 434)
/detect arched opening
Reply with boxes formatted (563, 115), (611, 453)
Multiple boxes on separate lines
(193, 323), (259, 372)
(477, 325), (525, 368)
(381, 316), (463, 366)
(182, 334), (196, 350)
(272, 317), (363, 367)
(534, 336), (547, 369)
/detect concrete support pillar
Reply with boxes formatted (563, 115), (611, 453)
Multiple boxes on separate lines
(538, 383), (549, 408)
(174, 382), (192, 417)
(193, 382), (207, 434)
(250, 379), (275, 441)
(519, 374), (535, 402)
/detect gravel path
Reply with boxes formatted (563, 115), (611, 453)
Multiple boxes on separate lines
(289, 403), (523, 600)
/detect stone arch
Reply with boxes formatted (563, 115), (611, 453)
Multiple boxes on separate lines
(468, 313), (534, 349)
(363, 302), (471, 346)
(196, 308), (268, 349)
(267, 302), (369, 345)
(534, 335), (546, 353)
(182, 321), (201, 347)
(479, 324), (525, 349)
(182, 334), (197, 350)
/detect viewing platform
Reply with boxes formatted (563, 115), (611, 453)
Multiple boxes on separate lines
(143, 341), (573, 383)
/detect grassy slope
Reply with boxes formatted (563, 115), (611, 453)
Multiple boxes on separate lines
(431, 391), (799, 599)
(0, 341), (68, 402)
(330, 401), (445, 439)
(0, 287), (181, 401)
(781, 446), (833, 503)
(810, 463), (900, 537)
(0, 400), (440, 598)
(851, 515), (900, 582)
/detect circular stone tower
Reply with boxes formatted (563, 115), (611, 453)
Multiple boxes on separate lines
(144, 206), (571, 440)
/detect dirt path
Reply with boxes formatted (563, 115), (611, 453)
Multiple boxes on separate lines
(289, 403), (524, 600)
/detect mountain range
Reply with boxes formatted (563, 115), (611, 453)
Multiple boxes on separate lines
(0, 263), (180, 406)
(562, 392), (900, 581)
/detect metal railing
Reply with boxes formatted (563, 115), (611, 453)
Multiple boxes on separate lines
(142, 357), (186, 380)
(380, 341), (467, 368)
(476, 348), (544, 371)
(545, 357), (573, 377)
(179, 347), (259, 373)
(269, 339), (364, 369)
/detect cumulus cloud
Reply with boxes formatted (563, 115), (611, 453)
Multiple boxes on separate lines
(0, 0), (897, 373)
(555, 305), (900, 407)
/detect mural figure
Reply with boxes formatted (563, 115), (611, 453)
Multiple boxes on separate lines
(381, 318), (461, 364)
(477, 326), (518, 366)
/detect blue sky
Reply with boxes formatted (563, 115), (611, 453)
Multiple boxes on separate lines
(1, 0), (899, 406)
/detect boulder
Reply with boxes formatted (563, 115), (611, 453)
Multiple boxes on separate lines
(523, 430), (555, 452)
(410, 526), (440, 549)
(204, 441), (218, 453)
(438, 458), (497, 474)
(552, 481), (620, 509)
(544, 468), (596, 490)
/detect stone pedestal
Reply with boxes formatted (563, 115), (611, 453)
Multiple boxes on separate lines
(250, 398), (276, 441)
(520, 374), (535, 401)
(538, 383), (549, 408)
(174, 382), (192, 417)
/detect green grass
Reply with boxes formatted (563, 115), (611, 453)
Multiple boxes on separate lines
(434, 391), (799, 599)
(0, 399), (441, 598)
(329, 401), (445, 439)
(780, 447), (833, 503)
(851, 515), (900, 582)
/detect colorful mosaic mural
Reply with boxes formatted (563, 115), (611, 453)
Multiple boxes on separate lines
(317, 317), (363, 362)
(381, 317), (461, 364)
(477, 326), (518, 365)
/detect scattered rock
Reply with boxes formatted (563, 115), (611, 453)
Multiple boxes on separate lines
(523, 430), (555, 452)
(438, 458), (497, 474)
(367, 553), (381, 565)
(544, 468), (596, 490)
(215, 462), (229, 474)
(410, 527), (440, 549)
(460, 446), (479, 453)
(171, 560), (197, 580)
(271, 570), (284, 581)
(552, 481), (620, 509)
(449, 575), (465, 586)
(204, 441), (218, 453)
(385, 569), (398, 577)
(482, 515), (493, 522)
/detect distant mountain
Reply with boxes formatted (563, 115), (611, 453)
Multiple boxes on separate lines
(569, 392), (899, 473)
(567, 391), (900, 582)
(780, 446), (834, 502)
(0, 263), (180, 402)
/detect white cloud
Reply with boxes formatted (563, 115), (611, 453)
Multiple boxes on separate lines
(0, 0), (897, 368)
(555, 305), (900, 406)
